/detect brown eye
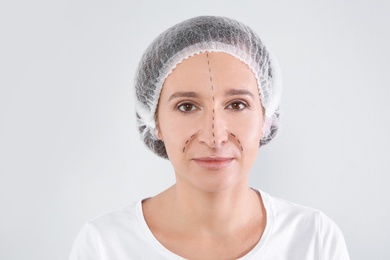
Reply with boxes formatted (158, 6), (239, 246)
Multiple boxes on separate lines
(228, 101), (247, 110)
(178, 103), (196, 112)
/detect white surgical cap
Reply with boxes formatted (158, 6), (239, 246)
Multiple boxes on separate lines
(134, 16), (282, 158)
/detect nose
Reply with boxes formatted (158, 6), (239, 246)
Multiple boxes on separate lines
(197, 108), (229, 147)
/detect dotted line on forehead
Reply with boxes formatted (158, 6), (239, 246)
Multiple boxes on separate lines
(182, 52), (215, 153)
(182, 52), (216, 154)
(206, 52), (216, 145)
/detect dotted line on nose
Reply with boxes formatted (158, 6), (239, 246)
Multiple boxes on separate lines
(206, 52), (216, 145)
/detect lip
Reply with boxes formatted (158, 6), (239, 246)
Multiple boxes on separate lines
(192, 157), (234, 170)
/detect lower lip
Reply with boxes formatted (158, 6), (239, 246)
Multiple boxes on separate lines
(193, 158), (234, 170)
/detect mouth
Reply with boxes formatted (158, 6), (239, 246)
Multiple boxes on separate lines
(192, 157), (234, 170)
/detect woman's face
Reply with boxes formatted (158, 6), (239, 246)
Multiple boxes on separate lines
(156, 52), (264, 192)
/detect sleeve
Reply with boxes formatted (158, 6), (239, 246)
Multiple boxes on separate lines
(69, 222), (102, 260)
(318, 212), (350, 260)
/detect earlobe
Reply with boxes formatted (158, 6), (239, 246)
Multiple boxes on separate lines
(156, 127), (163, 141)
(260, 123), (266, 140)
(259, 108), (266, 140)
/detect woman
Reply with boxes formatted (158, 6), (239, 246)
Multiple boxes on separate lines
(70, 16), (350, 259)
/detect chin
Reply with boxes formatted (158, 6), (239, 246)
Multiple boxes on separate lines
(183, 168), (248, 193)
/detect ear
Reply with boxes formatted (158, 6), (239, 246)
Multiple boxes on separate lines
(259, 107), (266, 140)
(156, 126), (163, 141)
(260, 120), (266, 140)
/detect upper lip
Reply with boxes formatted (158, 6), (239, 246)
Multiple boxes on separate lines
(192, 156), (234, 161)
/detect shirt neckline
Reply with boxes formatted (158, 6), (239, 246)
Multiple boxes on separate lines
(134, 189), (273, 259)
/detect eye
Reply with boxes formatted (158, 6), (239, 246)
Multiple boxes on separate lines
(227, 101), (248, 110)
(178, 102), (197, 112)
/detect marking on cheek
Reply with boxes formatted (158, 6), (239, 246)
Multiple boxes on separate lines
(182, 134), (196, 153)
(206, 52), (216, 145)
(229, 133), (244, 152)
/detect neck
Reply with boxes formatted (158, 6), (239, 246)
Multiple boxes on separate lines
(167, 182), (263, 236)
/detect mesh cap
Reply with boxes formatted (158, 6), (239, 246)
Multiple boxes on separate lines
(134, 16), (282, 158)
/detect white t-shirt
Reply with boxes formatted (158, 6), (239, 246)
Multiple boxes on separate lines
(69, 190), (350, 259)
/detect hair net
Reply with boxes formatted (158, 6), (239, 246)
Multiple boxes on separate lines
(134, 16), (282, 158)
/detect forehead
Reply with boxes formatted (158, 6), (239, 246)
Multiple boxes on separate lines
(162, 52), (259, 94)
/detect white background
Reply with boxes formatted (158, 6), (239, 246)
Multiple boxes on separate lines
(1, 0), (389, 259)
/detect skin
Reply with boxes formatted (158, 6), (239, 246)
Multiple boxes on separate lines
(142, 52), (267, 259)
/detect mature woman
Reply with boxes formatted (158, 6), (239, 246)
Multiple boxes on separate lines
(70, 16), (350, 259)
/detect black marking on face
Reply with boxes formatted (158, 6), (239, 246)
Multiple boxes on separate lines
(183, 134), (196, 153)
(229, 133), (244, 152)
(206, 52), (216, 145)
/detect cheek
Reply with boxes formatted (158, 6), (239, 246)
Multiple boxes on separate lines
(229, 133), (243, 151)
(158, 116), (196, 155)
(161, 117), (195, 140)
(227, 114), (263, 146)
(182, 134), (196, 153)
(229, 116), (262, 167)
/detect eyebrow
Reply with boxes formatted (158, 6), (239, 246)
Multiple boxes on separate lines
(225, 89), (255, 99)
(168, 91), (200, 101)
(167, 89), (255, 102)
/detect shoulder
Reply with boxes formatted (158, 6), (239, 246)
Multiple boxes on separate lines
(258, 190), (350, 259)
(87, 202), (137, 230)
(262, 190), (315, 213)
(262, 190), (343, 234)
(78, 201), (146, 243)
(261, 190), (323, 224)
(69, 201), (144, 260)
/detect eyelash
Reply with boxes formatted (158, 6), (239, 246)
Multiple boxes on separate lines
(226, 100), (249, 110)
(177, 102), (198, 113)
(176, 100), (249, 113)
